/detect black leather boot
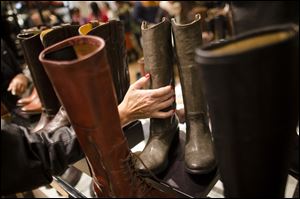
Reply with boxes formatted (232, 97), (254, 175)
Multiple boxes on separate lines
(17, 29), (61, 132)
(172, 14), (216, 174)
(40, 24), (80, 48)
(78, 20), (144, 148)
(79, 21), (129, 104)
(135, 18), (179, 175)
(195, 24), (299, 197)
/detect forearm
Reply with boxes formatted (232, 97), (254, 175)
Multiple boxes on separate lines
(1, 120), (84, 195)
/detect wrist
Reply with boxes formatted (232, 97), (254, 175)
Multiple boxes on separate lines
(118, 103), (131, 127)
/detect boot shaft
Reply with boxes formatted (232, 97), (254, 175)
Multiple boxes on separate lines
(17, 30), (60, 115)
(79, 20), (130, 104)
(195, 24), (299, 197)
(171, 14), (208, 121)
(40, 24), (80, 47)
(142, 18), (177, 134)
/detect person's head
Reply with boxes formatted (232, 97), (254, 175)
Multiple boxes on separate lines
(90, 2), (100, 17)
(102, 2), (111, 11)
(72, 7), (81, 17)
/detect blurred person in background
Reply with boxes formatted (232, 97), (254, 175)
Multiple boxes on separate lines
(116, 1), (140, 62)
(1, 39), (29, 112)
(71, 7), (88, 25)
(101, 2), (118, 20)
(87, 2), (108, 22)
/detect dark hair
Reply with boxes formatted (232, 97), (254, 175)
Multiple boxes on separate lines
(90, 2), (100, 18)
(103, 2), (110, 9)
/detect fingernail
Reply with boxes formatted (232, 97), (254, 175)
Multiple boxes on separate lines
(145, 73), (150, 78)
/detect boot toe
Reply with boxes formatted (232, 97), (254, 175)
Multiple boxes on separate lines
(185, 152), (216, 174)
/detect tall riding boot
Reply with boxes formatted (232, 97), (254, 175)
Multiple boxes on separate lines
(79, 20), (144, 146)
(78, 20), (129, 104)
(195, 24), (299, 197)
(39, 35), (175, 197)
(40, 24), (80, 48)
(172, 14), (216, 174)
(135, 18), (179, 175)
(17, 30), (61, 132)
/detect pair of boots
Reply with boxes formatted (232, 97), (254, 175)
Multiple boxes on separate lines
(136, 14), (216, 175)
(195, 24), (299, 197)
(39, 35), (176, 197)
(17, 25), (79, 133)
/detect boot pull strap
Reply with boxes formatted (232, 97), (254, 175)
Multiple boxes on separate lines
(195, 14), (201, 21)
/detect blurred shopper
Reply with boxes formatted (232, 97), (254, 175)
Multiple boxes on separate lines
(116, 1), (140, 62)
(87, 2), (108, 22)
(132, 1), (161, 25)
(1, 39), (29, 111)
(132, 1), (166, 49)
(71, 7), (88, 25)
(101, 2), (118, 20)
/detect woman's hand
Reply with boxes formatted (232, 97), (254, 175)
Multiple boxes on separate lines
(7, 73), (29, 96)
(118, 73), (175, 127)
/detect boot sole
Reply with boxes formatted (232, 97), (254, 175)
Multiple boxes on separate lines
(184, 162), (217, 175)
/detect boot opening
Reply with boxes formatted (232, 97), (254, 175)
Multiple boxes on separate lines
(44, 37), (101, 61)
(210, 30), (295, 56)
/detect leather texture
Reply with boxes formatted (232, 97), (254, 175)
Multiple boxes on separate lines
(1, 119), (84, 195)
(172, 14), (216, 174)
(20, 96), (42, 113)
(195, 24), (299, 197)
(136, 18), (179, 175)
(41, 24), (80, 48)
(17, 30), (60, 116)
(79, 20), (144, 148)
(41, 106), (70, 133)
(17, 87), (38, 106)
(17, 30), (61, 132)
(39, 35), (174, 197)
(79, 20), (130, 104)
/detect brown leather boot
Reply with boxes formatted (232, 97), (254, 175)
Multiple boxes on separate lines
(20, 96), (42, 113)
(172, 14), (217, 174)
(17, 29), (61, 132)
(135, 18), (179, 175)
(195, 24), (299, 197)
(39, 35), (175, 197)
(17, 87), (38, 106)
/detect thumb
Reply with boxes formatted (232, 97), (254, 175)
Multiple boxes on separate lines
(7, 83), (13, 92)
(132, 73), (150, 89)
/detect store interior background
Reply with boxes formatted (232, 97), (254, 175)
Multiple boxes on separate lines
(1, 1), (299, 198)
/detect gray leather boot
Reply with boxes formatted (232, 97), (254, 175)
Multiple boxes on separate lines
(172, 14), (216, 174)
(135, 18), (179, 175)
